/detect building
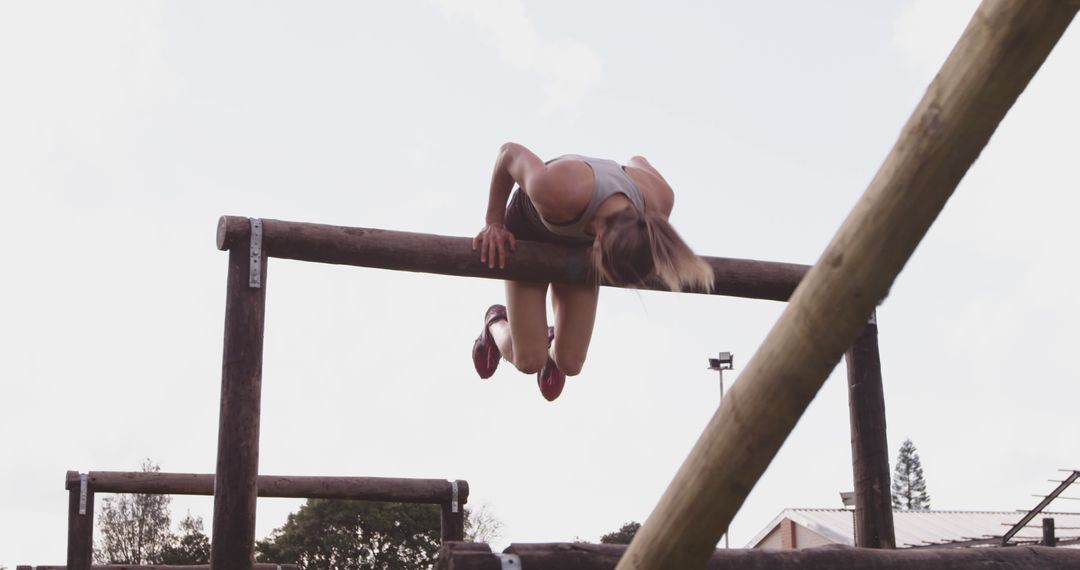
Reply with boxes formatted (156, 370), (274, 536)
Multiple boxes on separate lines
(748, 509), (1080, 549)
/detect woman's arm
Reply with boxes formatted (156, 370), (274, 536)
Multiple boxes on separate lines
(484, 142), (546, 224)
(473, 143), (546, 269)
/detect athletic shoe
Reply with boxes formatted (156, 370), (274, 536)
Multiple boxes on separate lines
(537, 326), (565, 401)
(471, 304), (507, 379)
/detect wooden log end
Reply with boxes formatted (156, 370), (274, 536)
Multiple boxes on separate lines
(216, 215), (250, 251)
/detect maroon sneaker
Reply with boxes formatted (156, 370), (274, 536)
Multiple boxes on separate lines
(472, 304), (507, 379)
(537, 326), (565, 401)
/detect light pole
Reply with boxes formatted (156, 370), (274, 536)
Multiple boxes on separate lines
(707, 352), (734, 399)
(707, 351), (735, 548)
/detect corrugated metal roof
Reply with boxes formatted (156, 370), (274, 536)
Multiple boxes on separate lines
(747, 509), (1080, 549)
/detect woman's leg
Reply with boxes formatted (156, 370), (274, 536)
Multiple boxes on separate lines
(549, 282), (599, 376)
(490, 280), (550, 374)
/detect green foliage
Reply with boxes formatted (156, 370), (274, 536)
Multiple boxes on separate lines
(95, 460), (173, 564)
(256, 499), (441, 570)
(600, 521), (641, 544)
(891, 438), (931, 510)
(93, 460), (210, 565)
(159, 512), (211, 564)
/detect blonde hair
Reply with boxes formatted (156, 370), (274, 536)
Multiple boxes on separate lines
(591, 207), (714, 293)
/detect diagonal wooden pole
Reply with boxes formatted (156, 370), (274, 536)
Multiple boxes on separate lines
(617, 1), (1078, 568)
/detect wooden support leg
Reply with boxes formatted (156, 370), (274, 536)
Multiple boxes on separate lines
(1043, 518), (1057, 547)
(66, 474), (94, 570)
(845, 312), (896, 549)
(441, 504), (465, 543)
(210, 241), (268, 570)
(440, 480), (468, 543)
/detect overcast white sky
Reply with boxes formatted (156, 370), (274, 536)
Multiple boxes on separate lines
(2, 0), (1078, 564)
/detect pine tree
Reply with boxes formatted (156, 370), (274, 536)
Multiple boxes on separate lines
(891, 438), (931, 510)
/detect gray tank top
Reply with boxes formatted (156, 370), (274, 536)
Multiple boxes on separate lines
(538, 154), (646, 240)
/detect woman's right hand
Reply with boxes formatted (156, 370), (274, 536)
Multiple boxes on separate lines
(472, 223), (518, 269)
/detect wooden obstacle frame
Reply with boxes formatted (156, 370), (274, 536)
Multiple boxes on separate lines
(62, 470), (467, 570)
(197, 1), (1075, 568)
(436, 541), (1080, 569)
(209, 214), (897, 563)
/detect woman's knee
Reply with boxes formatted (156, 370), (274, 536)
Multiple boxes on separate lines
(553, 348), (586, 377)
(512, 349), (548, 375)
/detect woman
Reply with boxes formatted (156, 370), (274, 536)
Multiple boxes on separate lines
(471, 143), (714, 401)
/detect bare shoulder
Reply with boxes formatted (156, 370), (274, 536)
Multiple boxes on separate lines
(527, 157), (594, 223)
(625, 156), (675, 217)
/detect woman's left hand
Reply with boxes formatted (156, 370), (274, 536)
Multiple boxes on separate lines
(472, 223), (518, 269)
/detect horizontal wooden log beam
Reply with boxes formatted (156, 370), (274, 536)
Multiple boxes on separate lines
(18, 566), (296, 570)
(216, 216), (808, 302)
(437, 542), (1080, 570)
(65, 471), (468, 504)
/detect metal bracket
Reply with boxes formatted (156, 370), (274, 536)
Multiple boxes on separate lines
(494, 554), (521, 569)
(450, 480), (460, 513)
(79, 473), (88, 515)
(249, 218), (263, 289)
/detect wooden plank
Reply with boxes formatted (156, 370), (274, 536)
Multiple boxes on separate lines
(64, 471), (466, 504)
(438, 542), (1080, 569)
(20, 566), (297, 570)
(210, 246), (267, 570)
(617, 1), (1079, 568)
(216, 216), (808, 302)
(435, 541), (495, 570)
(845, 316), (896, 548)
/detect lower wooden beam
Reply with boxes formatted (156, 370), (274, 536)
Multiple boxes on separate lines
(438, 542), (1080, 570)
(19, 566), (297, 570)
(64, 470), (467, 504)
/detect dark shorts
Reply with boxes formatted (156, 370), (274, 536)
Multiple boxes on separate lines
(504, 189), (592, 245)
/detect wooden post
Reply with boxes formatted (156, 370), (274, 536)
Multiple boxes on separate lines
(617, 2), (1078, 568)
(845, 312), (896, 548)
(210, 234), (267, 570)
(1043, 517), (1057, 547)
(66, 472), (94, 570)
(440, 480), (469, 542)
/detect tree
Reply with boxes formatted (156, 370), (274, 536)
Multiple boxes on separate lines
(256, 499), (441, 570)
(892, 438), (931, 510)
(95, 459), (174, 564)
(464, 504), (503, 544)
(158, 512), (210, 564)
(600, 521), (641, 544)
